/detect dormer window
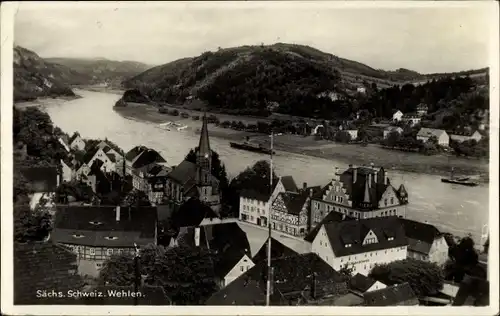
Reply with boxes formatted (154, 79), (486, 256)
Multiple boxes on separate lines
(72, 234), (85, 238)
(388, 237), (394, 241)
(345, 244), (352, 248)
(89, 221), (103, 226)
(105, 236), (119, 241)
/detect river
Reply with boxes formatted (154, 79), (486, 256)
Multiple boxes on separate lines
(25, 89), (490, 244)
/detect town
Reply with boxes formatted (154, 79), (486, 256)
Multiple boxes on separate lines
(13, 105), (489, 306)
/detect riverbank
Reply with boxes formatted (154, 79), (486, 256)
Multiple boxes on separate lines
(14, 94), (83, 107)
(114, 103), (489, 181)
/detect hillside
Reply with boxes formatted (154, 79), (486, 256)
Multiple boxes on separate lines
(13, 46), (90, 102)
(123, 43), (488, 118)
(45, 57), (152, 88)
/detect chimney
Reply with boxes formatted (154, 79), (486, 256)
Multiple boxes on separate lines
(194, 226), (200, 247)
(368, 174), (372, 188)
(115, 206), (121, 222)
(353, 168), (357, 183)
(384, 171), (388, 185)
(309, 188), (313, 197)
(303, 182), (307, 190)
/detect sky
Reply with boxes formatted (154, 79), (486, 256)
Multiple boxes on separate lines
(12, 2), (495, 74)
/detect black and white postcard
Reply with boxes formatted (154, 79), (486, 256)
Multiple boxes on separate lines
(1, 1), (498, 315)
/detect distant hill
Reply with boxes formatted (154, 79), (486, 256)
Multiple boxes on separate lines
(123, 43), (488, 117)
(45, 57), (152, 88)
(13, 46), (90, 102)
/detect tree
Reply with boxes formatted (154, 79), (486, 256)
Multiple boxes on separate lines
(98, 245), (218, 305)
(369, 258), (444, 297)
(123, 189), (152, 207)
(55, 181), (95, 204)
(334, 130), (352, 143)
(14, 206), (52, 243)
(384, 131), (401, 147)
(226, 160), (278, 217)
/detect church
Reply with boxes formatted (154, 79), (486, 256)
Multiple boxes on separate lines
(164, 114), (221, 212)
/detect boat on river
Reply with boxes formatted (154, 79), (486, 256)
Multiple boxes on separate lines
(441, 168), (478, 186)
(229, 138), (275, 155)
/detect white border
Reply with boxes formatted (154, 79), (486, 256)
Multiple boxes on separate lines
(1, 1), (498, 315)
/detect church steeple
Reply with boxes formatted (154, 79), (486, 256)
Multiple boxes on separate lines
(196, 113), (212, 185)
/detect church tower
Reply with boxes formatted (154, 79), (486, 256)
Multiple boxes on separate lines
(196, 113), (212, 186)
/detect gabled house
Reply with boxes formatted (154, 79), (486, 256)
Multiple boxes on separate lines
(170, 222), (254, 288)
(349, 273), (387, 295)
(383, 126), (403, 139)
(310, 165), (408, 226)
(239, 175), (298, 227)
(310, 217), (408, 276)
(205, 253), (349, 305)
(270, 186), (321, 237)
(392, 110), (404, 122)
(363, 282), (419, 306)
(20, 166), (60, 210)
(131, 162), (171, 203)
(51, 205), (158, 277)
(125, 146), (167, 175)
(68, 132), (86, 151)
(449, 130), (483, 143)
(398, 218), (449, 265)
(60, 157), (76, 183)
(416, 128), (449, 146)
(165, 114), (221, 212)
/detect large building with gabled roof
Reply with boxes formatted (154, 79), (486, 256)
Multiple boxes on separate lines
(310, 164), (408, 226)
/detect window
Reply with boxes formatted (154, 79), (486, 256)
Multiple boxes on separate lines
(384, 199), (388, 206)
(90, 248), (95, 255)
(240, 266), (244, 272)
(388, 237), (394, 241)
(107, 249), (113, 256)
(390, 197), (394, 204)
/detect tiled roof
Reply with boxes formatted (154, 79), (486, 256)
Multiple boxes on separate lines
(349, 273), (377, 293)
(399, 218), (442, 243)
(84, 285), (171, 305)
(51, 205), (157, 247)
(171, 198), (219, 229)
(449, 129), (478, 137)
(19, 166), (59, 192)
(252, 237), (298, 264)
(304, 211), (353, 242)
(323, 216), (408, 257)
(14, 242), (83, 304)
(240, 187), (275, 202)
(417, 128), (447, 138)
(277, 191), (309, 215)
(168, 160), (219, 194)
(384, 126), (403, 132)
(452, 275), (489, 306)
(131, 148), (167, 169)
(280, 175), (298, 192)
(125, 145), (148, 162)
(363, 282), (418, 306)
(205, 253), (346, 305)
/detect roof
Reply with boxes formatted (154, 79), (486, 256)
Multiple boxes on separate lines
(168, 160), (219, 195)
(417, 128), (447, 138)
(84, 285), (171, 305)
(280, 176), (298, 192)
(276, 191), (309, 215)
(205, 253), (346, 305)
(171, 198), (219, 229)
(416, 104), (429, 110)
(452, 275), (489, 306)
(19, 166), (59, 192)
(14, 242), (83, 304)
(68, 132), (82, 144)
(304, 211), (353, 242)
(398, 218), (443, 255)
(384, 126), (403, 132)
(449, 129), (479, 137)
(131, 148), (167, 169)
(125, 145), (148, 162)
(363, 283), (418, 306)
(198, 114), (211, 158)
(51, 205), (157, 247)
(322, 216), (408, 257)
(349, 273), (378, 293)
(313, 166), (405, 210)
(252, 237), (298, 264)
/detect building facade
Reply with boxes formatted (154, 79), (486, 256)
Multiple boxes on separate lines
(449, 130), (483, 143)
(270, 189), (315, 237)
(417, 128), (450, 146)
(310, 217), (408, 276)
(310, 165), (408, 227)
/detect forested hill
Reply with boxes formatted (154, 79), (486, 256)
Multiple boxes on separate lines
(13, 46), (90, 102)
(122, 43), (488, 118)
(45, 57), (152, 88)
